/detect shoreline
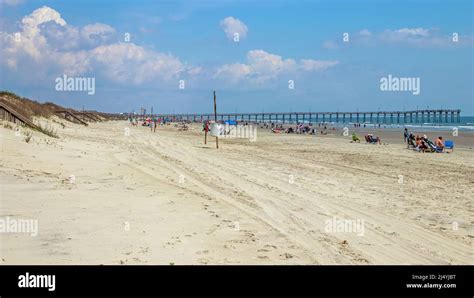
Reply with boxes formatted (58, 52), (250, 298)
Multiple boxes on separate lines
(235, 122), (474, 149)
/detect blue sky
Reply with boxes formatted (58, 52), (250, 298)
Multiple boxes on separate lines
(0, 0), (473, 114)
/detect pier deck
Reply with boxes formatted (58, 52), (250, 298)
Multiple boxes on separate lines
(151, 109), (461, 124)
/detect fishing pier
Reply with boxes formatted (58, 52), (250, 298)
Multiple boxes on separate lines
(153, 109), (461, 124)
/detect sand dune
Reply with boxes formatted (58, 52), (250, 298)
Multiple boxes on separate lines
(1, 120), (473, 264)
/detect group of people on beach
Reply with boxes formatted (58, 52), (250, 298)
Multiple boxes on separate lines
(353, 123), (382, 128)
(265, 122), (311, 134)
(127, 118), (450, 154)
(404, 128), (447, 153)
(350, 133), (382, 144)
(129, 117), (158, 132)
(270, 123), (317, 134)
(265, 122), (339, 135)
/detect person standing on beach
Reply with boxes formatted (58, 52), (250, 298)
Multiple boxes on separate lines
(403, 128), (408, 143)
(150, 119), (155, 132)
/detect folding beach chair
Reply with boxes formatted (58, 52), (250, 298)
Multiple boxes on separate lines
(426, 140), (443, 153)
(444, 140), (454, 152)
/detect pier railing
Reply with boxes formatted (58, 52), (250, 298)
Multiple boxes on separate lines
(149, 109), (461, 124)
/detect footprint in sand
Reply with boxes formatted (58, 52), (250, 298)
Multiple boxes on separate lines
(223, 244), (237, 250)
(264, 244), (277, 250)
(280, 252), (295, 260)
(354, 257), (370, 264)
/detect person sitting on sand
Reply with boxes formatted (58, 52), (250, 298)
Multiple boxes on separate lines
(407, 133), (416, 148)
(351, 133), (360, 143)
(365, 134), (381, 145)
(435, 136), (445, 150)
(364, 134), (370, 143)
(415, 136), (428, 152)
(415, 136), (422, 151)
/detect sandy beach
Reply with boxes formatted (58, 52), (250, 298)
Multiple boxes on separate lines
(0, 119), (473, 265)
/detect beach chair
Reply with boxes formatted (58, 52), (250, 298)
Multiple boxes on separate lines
(444, 140), (454, 152)
(365, 135), (379, 144)
(425, 139), (443, 153)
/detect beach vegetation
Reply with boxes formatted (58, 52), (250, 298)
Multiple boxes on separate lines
(2, 121), (13, 129)
(37, 123), (59, 139)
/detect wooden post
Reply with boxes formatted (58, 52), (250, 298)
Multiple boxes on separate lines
(214, 90), (219, 149)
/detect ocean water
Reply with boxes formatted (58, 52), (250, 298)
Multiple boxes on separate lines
(354, 116), (474, 131)
(277, 116), (474, 132)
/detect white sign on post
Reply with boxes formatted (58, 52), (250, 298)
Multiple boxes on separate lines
(210, 123), (224, 137)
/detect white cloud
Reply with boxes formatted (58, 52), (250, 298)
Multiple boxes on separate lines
(300, 59), (339, 71)
(0, 6), (194, 86)
(376, 28), (455, 47)
(215, 63), (251, 82)
(246, 50), (296, 80)
(22, 5), (66, 33)
(395, 28), (429, 37)
(81, 23), (115, 43)
(220, 16), (248, 41)
(187, 66), (203, 75)
(323, 27), (473, 48)
(56, 50), (91, 76)
(90, 43), (184, 84)
(215, 50), (338, 83)
(359, 29), (372, 36)
(3, 6), (68, 61)
(0, 0), (24, 6)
